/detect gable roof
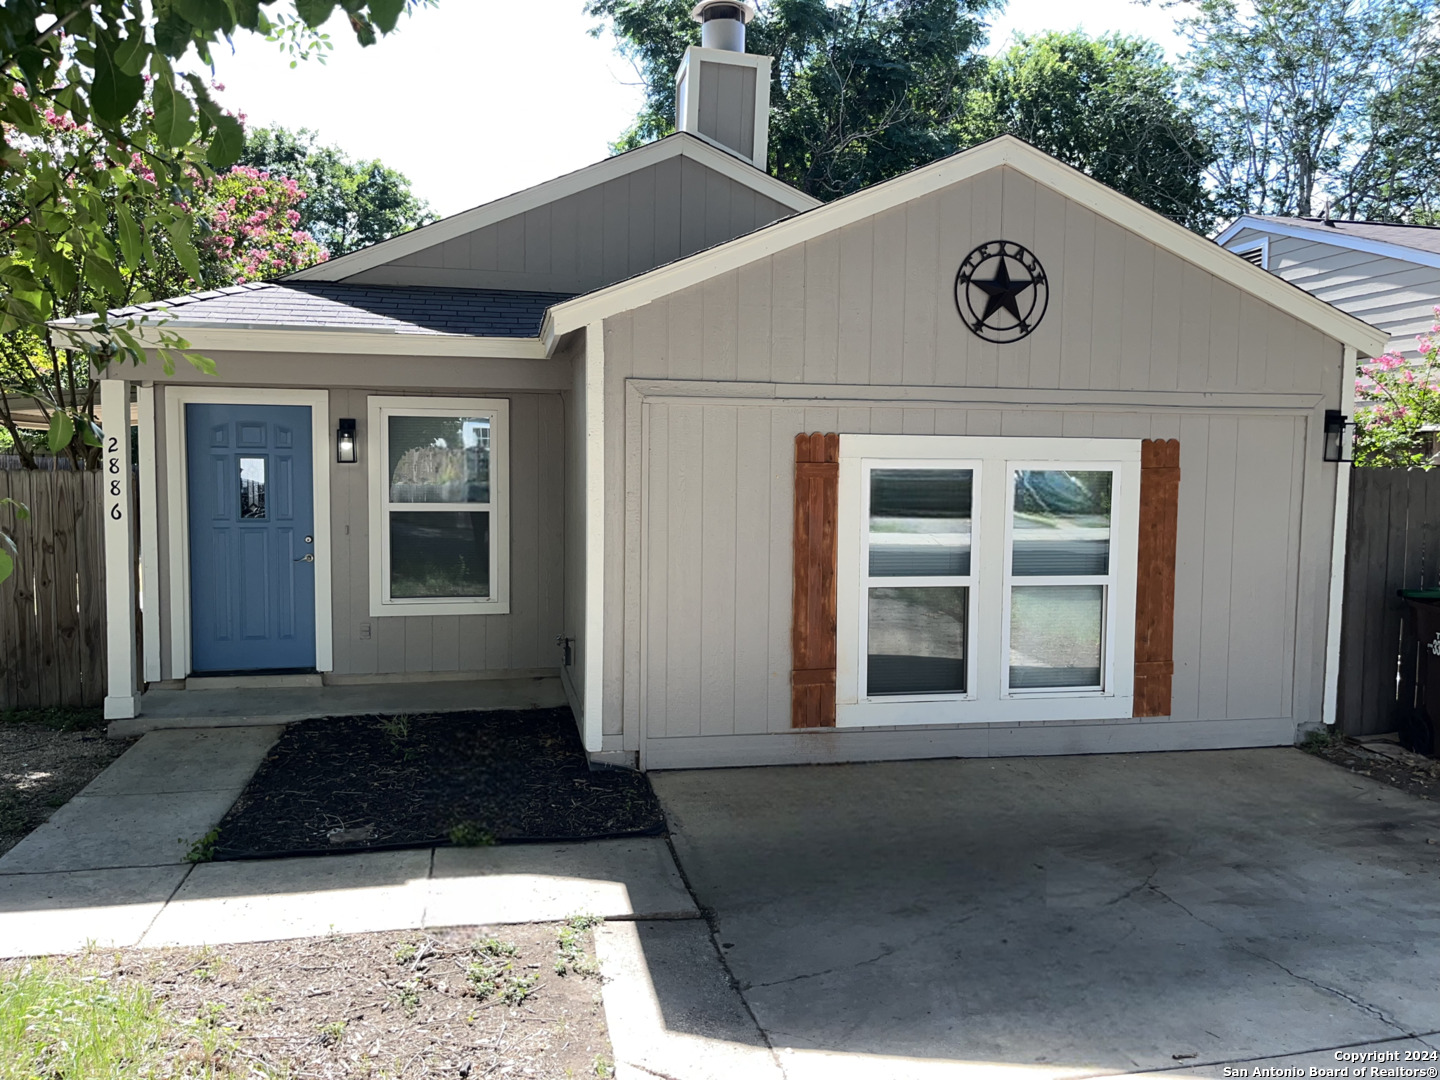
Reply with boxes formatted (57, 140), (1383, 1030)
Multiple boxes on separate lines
(545, 135), (1390, 358)
(286, 132), (820, 284)
(1216, 215), (1440, 271)
(92, 282), (569, 337)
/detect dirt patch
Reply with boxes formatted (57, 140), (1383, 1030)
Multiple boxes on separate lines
(212, 707), (663, 860)
(0, 712), (133, 857)
(1306, 733), (1440, 801)
(1, 921), (614, 1079)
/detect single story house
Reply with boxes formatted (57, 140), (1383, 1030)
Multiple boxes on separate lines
(78, 3), (1388, 769)
(1217, 214), (1440, 361)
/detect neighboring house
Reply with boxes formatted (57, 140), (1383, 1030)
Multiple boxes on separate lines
(70, 3), (1387, 770)
(1216, 215), (1440, 361)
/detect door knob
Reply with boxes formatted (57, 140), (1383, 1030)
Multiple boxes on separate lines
(295, 554), (315, 563)
(304, 535), (313, 544)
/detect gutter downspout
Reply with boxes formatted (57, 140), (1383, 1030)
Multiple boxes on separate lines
(1322, 343), (1358, 726)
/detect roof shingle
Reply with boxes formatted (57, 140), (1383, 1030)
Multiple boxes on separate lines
(99, 282), (572, 338)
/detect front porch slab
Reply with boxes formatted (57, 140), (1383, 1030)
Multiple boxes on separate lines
(112, 675), (568, 737)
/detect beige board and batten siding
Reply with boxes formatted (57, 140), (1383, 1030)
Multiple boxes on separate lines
(596, 165), (1344, 766)
(1227, 225), (1440, 361)
(343, 156), (799, 295)
(146, 351), (565, 682)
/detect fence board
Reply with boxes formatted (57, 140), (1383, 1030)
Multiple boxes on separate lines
(0, 469), (106, 710)
(1336, 468), (1440, 735)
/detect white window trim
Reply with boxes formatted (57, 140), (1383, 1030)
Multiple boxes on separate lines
(836, 435), (1140, 728)
(1229, 236), (1270, 270)
(367, 396), (510, 617)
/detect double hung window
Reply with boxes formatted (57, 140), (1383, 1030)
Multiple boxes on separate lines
(368, 396), (510, 617)
(837, 436), (1140, 726)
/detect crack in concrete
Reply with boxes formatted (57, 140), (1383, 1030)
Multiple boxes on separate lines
(745, 914), (978, 993)
(1144, 880), (1414, 1039)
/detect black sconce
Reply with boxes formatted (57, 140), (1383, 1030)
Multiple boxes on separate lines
(336, 418), (358, 464)
(1323, 409), (1355, 463)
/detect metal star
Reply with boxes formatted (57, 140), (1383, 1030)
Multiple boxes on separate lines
(972, 257), (1035, 329)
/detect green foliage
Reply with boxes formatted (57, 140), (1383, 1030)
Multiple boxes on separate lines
(1352, 307), (1440, 468)
(1178, 0), (1440, 221)
(0, 958), (171, 1079)
(556, 917), (601, 978)
(240, 126), (436, 256)
(448, 820), (497, 847)
(0, 496), (28, 585)
(960, 31), (1216, 229)
(465, 938), (537, 1005)
(183, 826), (221, 863)
(316, 1019), (347, 1046)
(588, 0), (998, 201)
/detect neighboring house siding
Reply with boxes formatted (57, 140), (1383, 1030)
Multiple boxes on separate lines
(1226, 225), (1440, 360)
(597, 165), (1344, 765)
(149, 359), (565, 681)
(344, 157), (799, 295)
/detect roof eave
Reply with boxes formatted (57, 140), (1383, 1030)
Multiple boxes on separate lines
(1215, 215), (1440, 274)
(57, 322), (549, 359)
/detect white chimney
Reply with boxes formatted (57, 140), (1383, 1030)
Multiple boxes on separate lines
(675, 1), (771, 171)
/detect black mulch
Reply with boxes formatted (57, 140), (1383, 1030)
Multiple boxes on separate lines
(211, 707), (664, 860)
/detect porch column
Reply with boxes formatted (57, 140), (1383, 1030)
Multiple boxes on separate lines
(101, 377), (140, 719)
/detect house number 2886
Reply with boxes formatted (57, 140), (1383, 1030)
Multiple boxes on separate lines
(107, 437), (123, 521)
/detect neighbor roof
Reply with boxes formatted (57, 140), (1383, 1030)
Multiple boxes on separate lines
(86, 282), (572, 338)
(1216, 215), (1440, 270)
(545, 135), (1390, 358)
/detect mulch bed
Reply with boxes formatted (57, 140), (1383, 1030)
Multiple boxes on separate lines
(212, 707), (664, 860)
(1, 921), (613, 1079)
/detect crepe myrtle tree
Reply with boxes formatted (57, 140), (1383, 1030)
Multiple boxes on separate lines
(0, 1), (432, 585)
(1353, 307), (1440, 468)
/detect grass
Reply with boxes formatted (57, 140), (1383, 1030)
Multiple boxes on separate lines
(182, 827), (220, 864)
(0, 706), (105, 732)
(448, 820), (497, 847)
(555, 914), (602, 978)
(0, 957), (173, 1079)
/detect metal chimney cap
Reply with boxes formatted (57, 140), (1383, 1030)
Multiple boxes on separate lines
(691, 0), (757, 23)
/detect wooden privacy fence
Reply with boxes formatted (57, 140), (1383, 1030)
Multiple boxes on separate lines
(0, 469), (107, 710)
(1337, 467), (1440, 736)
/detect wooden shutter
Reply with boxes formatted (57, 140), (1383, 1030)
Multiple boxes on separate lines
(1134, 439), (1181, 717)
(792, 432), (839, 728)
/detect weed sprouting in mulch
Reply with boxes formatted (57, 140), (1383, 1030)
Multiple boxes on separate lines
(211, 706), (664, 859)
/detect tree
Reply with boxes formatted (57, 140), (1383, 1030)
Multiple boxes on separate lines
(1177, 0), (1440, 221)
(959, 32), (1217, 230)
(203, 164), (329, 282)
(1353, 307), (1440, 467)
(239, 126), (435, 256)
(587, 0), (997, 201)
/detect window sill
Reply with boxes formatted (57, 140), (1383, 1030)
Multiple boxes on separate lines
(835, 694), (1134, 727)
(370, 599), (511, 618)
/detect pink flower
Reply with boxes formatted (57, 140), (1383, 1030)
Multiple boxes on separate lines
(1418, 336), (1435, 356)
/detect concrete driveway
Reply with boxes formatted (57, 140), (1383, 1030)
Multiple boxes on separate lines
(649, 749), (1440, 1077)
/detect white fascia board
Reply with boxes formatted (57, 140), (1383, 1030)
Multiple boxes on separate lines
(64, 324), (548, 359)
(287, 134), (816, 284)
(1216, 215), (1440, 273)
(545, 136), (1391, 359)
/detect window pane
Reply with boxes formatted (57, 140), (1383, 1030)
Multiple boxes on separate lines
(390, 511), (489, 598)
(388, 415), (491, 504)
(869, 469), (973, 577)
(1009, 585), (1103, 689)
(1012, 470), (1111, 576)
(867, 587), (967, 695)
(239, 457), (265, 519)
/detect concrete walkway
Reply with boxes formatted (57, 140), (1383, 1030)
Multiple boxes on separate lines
(600, 749), (1440, 1080)
(111, 675), (567, 737)
(0, 726), (695, 957)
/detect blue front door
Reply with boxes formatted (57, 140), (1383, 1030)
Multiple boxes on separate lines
(186, 403), (317, 673)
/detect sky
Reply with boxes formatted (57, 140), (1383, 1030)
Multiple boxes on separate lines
(207, 0), (1190, 220)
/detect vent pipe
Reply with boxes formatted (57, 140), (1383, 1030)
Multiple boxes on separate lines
(694, 1), (755, 52)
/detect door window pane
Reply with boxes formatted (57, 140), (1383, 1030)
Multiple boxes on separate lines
(389, 511), (489, 598)
(869, 469), (972, 576)
(239, 457), (266, 519)
(388, 416), (491, 504)
(1012, 470), (1111, 576)
(1009, 585), (1103, 689)
(867, 587), (967, 695)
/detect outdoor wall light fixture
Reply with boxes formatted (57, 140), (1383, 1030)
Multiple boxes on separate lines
(336, 418), (358, 464)
(1323, 409), (1355, 464)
